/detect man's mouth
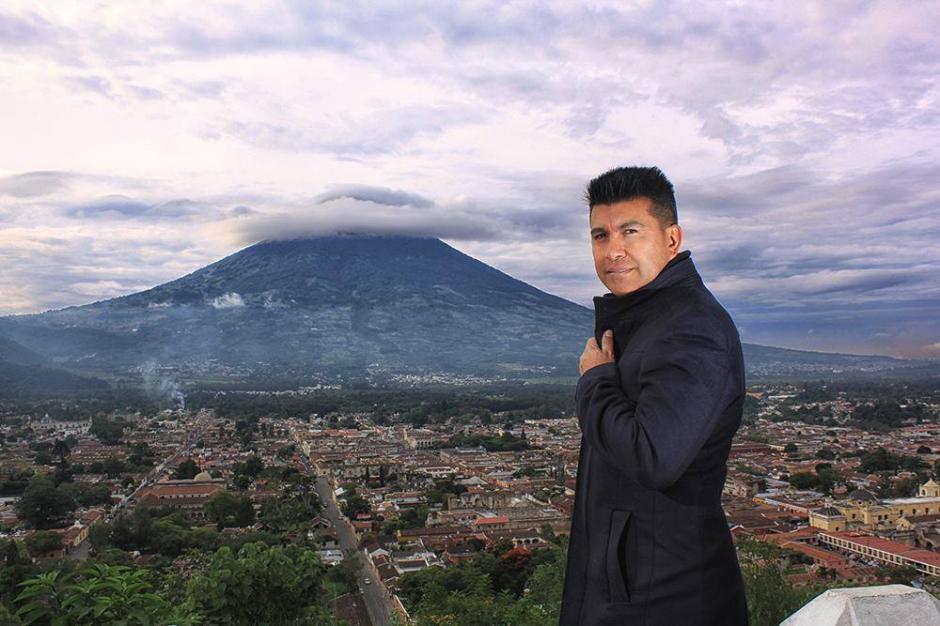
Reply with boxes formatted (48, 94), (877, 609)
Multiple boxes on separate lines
(608, 267), (634, 274)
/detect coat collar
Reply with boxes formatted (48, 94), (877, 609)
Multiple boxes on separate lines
(593, 250), (699, 325)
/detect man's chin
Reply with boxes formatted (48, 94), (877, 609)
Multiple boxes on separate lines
(606, 285), (639, 296)
(603, 276), (650, 296)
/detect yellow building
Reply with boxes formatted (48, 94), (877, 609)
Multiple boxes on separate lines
(810, 479), (940, 532)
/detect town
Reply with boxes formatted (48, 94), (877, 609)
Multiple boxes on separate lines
(0, 377), (938, 624)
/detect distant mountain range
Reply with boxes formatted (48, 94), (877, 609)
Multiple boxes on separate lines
(0, 234), (934, 389)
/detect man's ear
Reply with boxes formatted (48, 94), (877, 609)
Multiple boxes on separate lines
(667, 224), (682, 253)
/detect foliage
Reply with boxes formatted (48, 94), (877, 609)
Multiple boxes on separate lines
(233, 456), (264, 480)
(88, 416), (125, 445)
(90, 507), (279, 559)
(56, 482), (111, 508)
(788, 472), (817, 490)
(0, 470), (34, 497)
(186, 542), (328, 625)
(381, 506), (428, 536)
(204, 492), (255, 529)
(23, 534), (62, 559)
(397, 543), (565, 625)
(173, 459), (200, 480)
(859, 447), (927, 474)
(14, 564), (198, 626)
(851, 400), (929, 428)
(788, 462), (849, 495)
(439, 432), (530, 452)
(14, 477), (76, 529)
(258, 495), (319, 533)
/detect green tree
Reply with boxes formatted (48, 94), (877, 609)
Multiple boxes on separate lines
(50, 440), (70, 466)
(205, 492), (255, 529)
(737, 537), (821, 625)
(788, 472), (817, 490)
(341, 494), (371, 519)
(186, 542), (329, 625)
(23, 532), (62, 559)
(234, 455), (264, 479)
(14, 477), (76, 529)
(258, 495), (318, 532)
(173, 459), (200, 480)
(15, 563), (198, 625)
(89, 416), (124, 445)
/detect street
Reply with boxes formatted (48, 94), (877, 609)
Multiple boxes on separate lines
(300, 454), (395, 626)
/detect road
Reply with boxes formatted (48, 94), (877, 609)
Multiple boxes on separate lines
(299, 454), (394, 626)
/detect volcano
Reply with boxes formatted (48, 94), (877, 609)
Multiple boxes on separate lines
(0, 235), (591, 383)
(0, 234), (922, 386)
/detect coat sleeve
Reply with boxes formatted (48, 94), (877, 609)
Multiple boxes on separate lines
(575, 324), (735, 491)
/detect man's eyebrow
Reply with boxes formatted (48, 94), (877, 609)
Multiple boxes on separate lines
(590, 220), (645, 234)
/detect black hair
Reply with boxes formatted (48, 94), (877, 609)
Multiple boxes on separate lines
(584, 166), (678, 227)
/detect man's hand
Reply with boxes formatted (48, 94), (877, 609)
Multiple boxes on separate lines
(579, 329), (615, 375)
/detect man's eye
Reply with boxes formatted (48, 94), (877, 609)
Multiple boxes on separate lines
(623, 229), (637, 234)
(593, 234), (606, 240)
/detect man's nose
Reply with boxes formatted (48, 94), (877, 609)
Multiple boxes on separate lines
(605, 234), (628, 260)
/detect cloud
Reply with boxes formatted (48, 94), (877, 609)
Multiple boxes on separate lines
(0, 171), (74, 197)
(65, 195), (216, 220)
(65, 75), (113, 98)
(222, 198), (502, 246)
(0, 2), (938, 358)
(314, 184), (434, 208)
(208, 292), (244, 308)
(223, 102), (490, 157)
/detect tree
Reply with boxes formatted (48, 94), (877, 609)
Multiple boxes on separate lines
(51, 439), (70, 465)
(788, 472), (817, 490)
(815, 468), (843, 495)
(15, 563), (198, 625)
(234, 455), (264, 479)
(814, 447), (835, 460)
(102, 457), (126, 478)
(57, 482), (112, 507)
(205, 492), (255, 529)
(186, 542), (330, 625)
(89, 416), (124, 444)
(173, 459), (200, 480)
(24, 531), (62, 558)
(783, 443), (798, 454)
(258, 495), (319, 532)
(14, 476), (76, 529)
(735, 536), (826, 625)
(341, 494), (371, 519)
(877, 564), (919, 584)
(127, 443), (154, 469)
(859, 447), (901, 473)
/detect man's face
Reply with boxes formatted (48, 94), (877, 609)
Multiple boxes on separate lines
(589, 197), (682, 296)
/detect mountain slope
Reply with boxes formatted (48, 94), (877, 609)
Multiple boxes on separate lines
(0, 235), (589, 381)
(0, 234), (928, 385)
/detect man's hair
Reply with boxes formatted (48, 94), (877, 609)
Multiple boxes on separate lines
(584, 166), (678, 227)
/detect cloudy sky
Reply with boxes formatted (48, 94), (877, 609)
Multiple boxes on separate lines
(0, 1), (937, 358)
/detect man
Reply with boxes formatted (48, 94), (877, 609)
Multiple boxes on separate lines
(559, 166), (748, 625)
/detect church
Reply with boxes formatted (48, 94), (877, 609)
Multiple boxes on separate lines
(810, 479), (940, 532)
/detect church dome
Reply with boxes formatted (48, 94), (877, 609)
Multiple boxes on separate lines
(193, 470), (213, 481)
(847, 488), (878, 502)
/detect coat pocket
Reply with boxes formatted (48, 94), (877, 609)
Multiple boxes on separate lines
(606, 509), (632, 603)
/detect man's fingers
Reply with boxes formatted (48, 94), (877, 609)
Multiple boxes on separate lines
(602, 329), (614, 356)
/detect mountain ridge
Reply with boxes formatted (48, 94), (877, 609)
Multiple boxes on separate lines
(0, 234), (931, 385)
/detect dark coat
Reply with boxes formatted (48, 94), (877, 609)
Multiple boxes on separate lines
(559, 250), (749, 626)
